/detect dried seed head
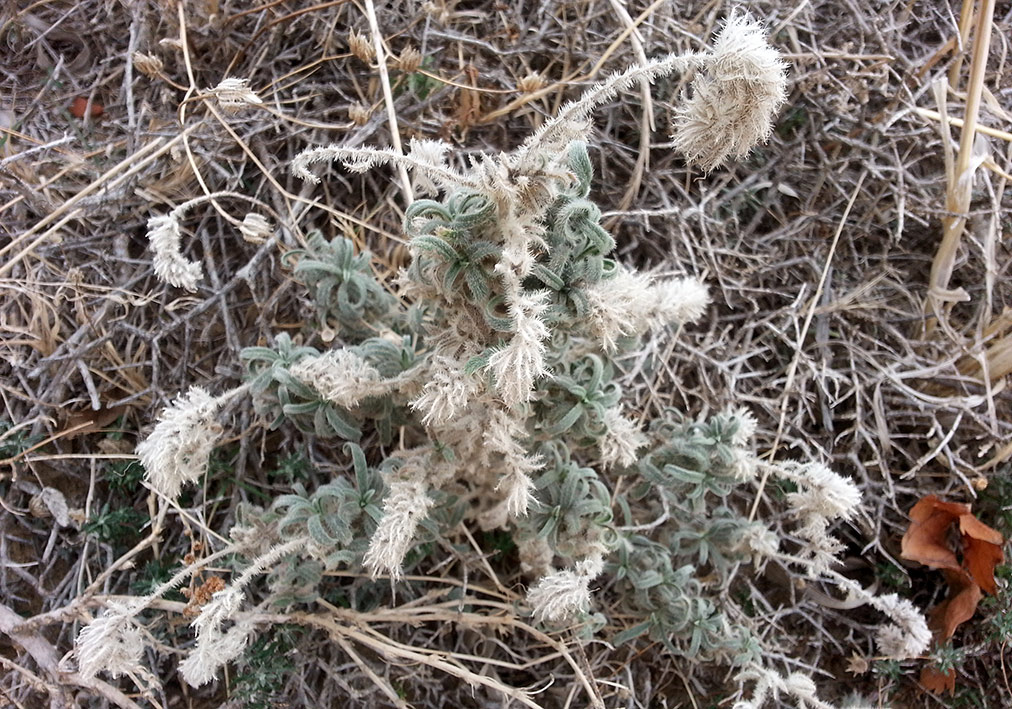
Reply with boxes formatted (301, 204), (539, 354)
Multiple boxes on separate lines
(348, 30), (375, 64)
(348, 101), (371, 125)
(238, 213), (272, 244)
(146, 214), (202, 291)
(206, 78), (263, 113)
(671, 13), (788, 172)
(29, 487), (71, 527)
(396, 46), (423, 73)
(132, 51), (164, 78)
(517, 72), (546, 93)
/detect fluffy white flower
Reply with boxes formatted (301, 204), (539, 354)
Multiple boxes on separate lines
(645, 276), (711, 329)
(147, 214), (202, 291)
(74, 602), (147, 680)
(729, 406), (758, 448)
(180, 620), (255, 687)
(584, 271), (709, 346)
(192, 588), (244, 638)
(484, 408), (542, 516)
(499, 470), (537, 518)
(874, 593), (932, 660)
(292, 349), (384, 408)
(584, 269), (654, 350)
(136, 386), (224, 499)
(739, 523), (779, 569)
(732, 450), (759, 480)
(783, 673), (816, 699)
(411, 355), (481, 426)
(364, 476), (434, 579)
(672, 13), (788, 172)
(528, 569), (591, 623)
(787, 463), (862, 521)
(527, 554), (604, 623)
(407, 138), (452, 194)
(179, 588), (253, 687)
(599, 406), (647, 468)
(489, 289), (550, 409)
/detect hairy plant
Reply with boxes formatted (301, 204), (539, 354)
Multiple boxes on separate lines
(74, 14), (929, 708)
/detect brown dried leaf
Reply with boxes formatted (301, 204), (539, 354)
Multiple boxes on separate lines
(62, 405), (128, 439)
(901, 494), (966, 571)
(920, 663), (956, 695)
(902, 495), (1006, 644)
(962, 528), (1004, 595)
(930, 569), (983, 640)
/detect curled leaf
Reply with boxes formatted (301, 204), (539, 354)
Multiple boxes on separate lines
(960, 513), (1004, 595)
(929, 569), (982, 641)
(901, 495), (965, 571)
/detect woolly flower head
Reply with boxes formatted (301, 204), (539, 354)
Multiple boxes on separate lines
(584, 269), (654, 350)
(672, 13), (788, 172)
(874, 593), (931, 660)
(483, 407), (542, 516)
(600, 406), (647, 468)
(411, 355), (481, 426)
(75, 602), (148, 680)
(364, 475), (434, 579)
(206, 77), (263, 113)
(738, 523), (779, 569)
(488, 289), (551, 410)
(406, 138), (452, 194)
(180, 588), (251, 687)
(136, 386), (224, 499)
(787, 462), (862, 521)
(291, 349), (383, 409)
(728, 406), (758, 448)
(584, 271), (709, 348)
(499, 470), (538, 518)
(734, 665), (822, 709)
(646, 276), (711, 329)
(147, 214), (202, 291)
(527, 554), (604, 623)
(180, 620), (255, 687)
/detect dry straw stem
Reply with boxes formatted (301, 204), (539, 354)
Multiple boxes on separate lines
(363, 0), (413, 203)
(914, 107), (1012, 144)
(284, 595), (606, 709)
(925, 0), (995, 330)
